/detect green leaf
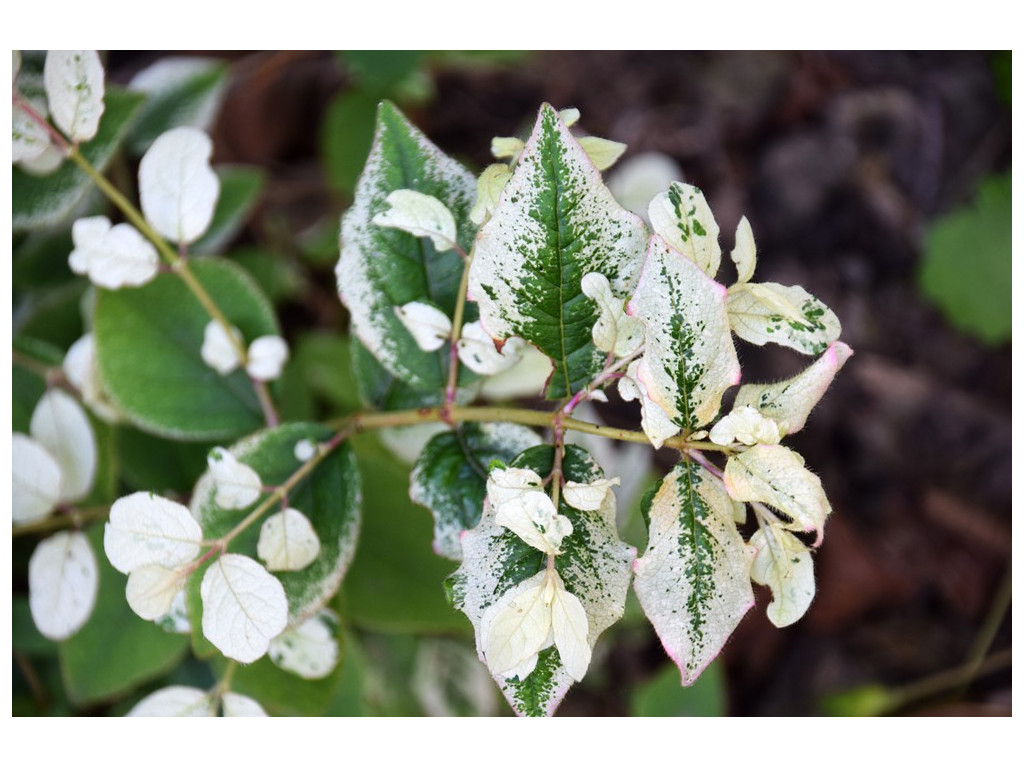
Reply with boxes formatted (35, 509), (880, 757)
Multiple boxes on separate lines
(13, 226), (75, 293)
(410, 422), (543, 560)
(93, 258), (278, 441)
(338, 100), (477, 392)
(919, 171), (1011, 345)
(468, 103), (648, 399)
(14, 279), (89, 350)
(116, 427), (213, 494)
(290, 333), (361, 414)
(351, 337), (442, 412)
(209, 620), (347, 716)
(13, 87), (147, 231)
(59, 525), (189, 705)
(341, 51), (425, 93)
(191, 422), (361, 624)
(126, 57), (229, 155)
(448, 444), (634, 716)
(321, 90), (379, 195)
(13, 597), (58, 656)
(191, 166), (266, 255)
(230, 247), (303, 304)
(633, 462), (754, 685)
(341, 434), (467, 633)
(630, 661), (726, 716)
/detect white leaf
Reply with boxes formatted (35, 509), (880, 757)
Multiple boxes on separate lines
(128, 57), (227, 139)
(618, 361), (682, 449)
(43, 50), (105, 142)
(128, 686), (215, 716)
(257, 507), (321, 572)
(581, 272), (643, 358)
(457, 321), (524, 375)
(74, 222), (160, 290)
(246, 335), (289, 381)
(200, 320), (243, 376)
(63, 334), (122, 423)
(493, 491), (572, 556)
(734, 341), (853, 434)
(207, 447), (263, 509)
(479, 344), (553, 401)
(750, 526), (815, 627)
(606, 152), (683, 223)
(268, 609), (340, 680)
(486, 466), (544, 508)
(68, 216), (111, 275)
(18, 141), (64, 176)
(126, 564), (187, 621)
(221, 692), (268, 717)
(372, 189), (458, 251)
(577, 136), (627, 171)
(470, 163), (513, 225)
(379, 422), (450, 465)
(13, 99), (51, 163)
(138, 126), (220, 244)
(731, 216), (757, 284)
(104, 491), (203, 574)
(30, 389), (96, 503)
(12, 434), (62, 525)
(480, 570), (552, 679)
(200, 554), (288, 663)
(709, 405), (783, 446)
(563, 477), (621, 512)
(549, 572), (591, 682)
(648, 182), (722, 277)
(28, 531), (99, 641)
(727, 281), (842, 356)
(628, 236), (740, 432)
(393, 301), (452, 352)
(294, 439), (317, 462)
(724, 444), (832, 545)
(491, 136), (524, 161)
(559, 108), (581, 127)
(633, 463), (754, 684)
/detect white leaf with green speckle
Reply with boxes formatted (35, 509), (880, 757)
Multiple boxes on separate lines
(734, 341), (853, 435)
(200, 553), (288, 663)
(724, 444), (831, 545)
(618, 360), (682, 449)
(43, 50), (105, 142)
(750, 525), (815, 627)
(633, 463), (754, 684)
(13, 99), (51, 162)
(28, 531), (99, 641)
(268, 609), (339, 680)
(104, 491), (203, 574)
(628, 235), (739, 433)
(727, 281), (841, 356)
(649, 182), (721, 277)
(457, 321), (524, 375)
(207, 446), (263, 510)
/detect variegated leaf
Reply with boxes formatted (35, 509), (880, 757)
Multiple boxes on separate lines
(727, 281), (841, 356)
(410, 422), (542, 561)
(723, 444), (832, 545)
(338, 101), (477, 392)
(750, 526), (815, 627)
(648, 182), (721, 277)
(43, 50), (105, 142)
(468, 104), (648, 399)
(447, 445), (634, 716)
(633, 462), (754, 685)
(628, 235), (740, 432)
(733, 341), (853, 434)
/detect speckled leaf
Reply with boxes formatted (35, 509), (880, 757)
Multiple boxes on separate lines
(44, 50), (105, 142)
(468, 104), (648, 399)
(633, 462), (753, 685)
(648, 182), (721, 277)
(628, 235), (739, 433)
(410, 422), (543, 561)
(190, 423), (361, 627)
(13, 87), (145, 231)
(734, 341), (853, 435)
(727, 281), (841, 356)
(447, 445), (634, 716)
(94, 259), (279, 441)
(723, 444), (832, 545)
(337, 101), (477, 392)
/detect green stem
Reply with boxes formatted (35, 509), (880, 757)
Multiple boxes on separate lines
(12, 506), (111, 538)
(443, 242), (476, 409)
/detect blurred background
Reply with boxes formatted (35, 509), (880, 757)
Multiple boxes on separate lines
(13, 51), (1011, 716)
